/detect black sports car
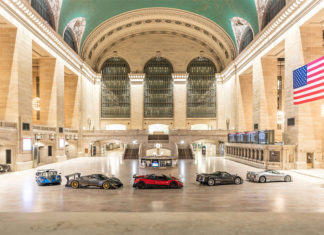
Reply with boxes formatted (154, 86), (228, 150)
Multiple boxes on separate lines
(65, 173), (123, 189)
(196, 171), (243, 186)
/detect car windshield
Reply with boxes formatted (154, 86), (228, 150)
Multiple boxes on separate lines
(40, 171), (57, 177)
(97, 174), (108, 180)
(212, 172), (221, 176)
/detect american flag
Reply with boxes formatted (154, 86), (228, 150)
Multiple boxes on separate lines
(293, 56), (324, 105)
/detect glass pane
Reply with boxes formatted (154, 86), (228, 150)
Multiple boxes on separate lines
(31, 0), (55, 29)
(144, 57), (173, 118)
(187, 57), (217, 118)
(101, 57), (130, 118)
(64, 28), (77, 52)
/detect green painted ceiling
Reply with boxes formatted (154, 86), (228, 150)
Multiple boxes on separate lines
(59, 0), (259, 46)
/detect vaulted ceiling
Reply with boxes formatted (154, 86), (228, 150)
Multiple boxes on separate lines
(58, 0), (259, 47)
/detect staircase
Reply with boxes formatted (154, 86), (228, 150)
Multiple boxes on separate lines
(124, 148), (139, 159)
(178, 148), (193, 159)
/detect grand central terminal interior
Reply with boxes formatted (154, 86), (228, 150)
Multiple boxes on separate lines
(0, 0), (324, 234)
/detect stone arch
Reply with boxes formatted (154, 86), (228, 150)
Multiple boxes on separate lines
(63, 17), (86, 53)
(81, 8), (236, 72)
(231, 17), (254, 53)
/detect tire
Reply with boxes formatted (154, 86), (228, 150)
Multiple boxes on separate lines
(102, 181), (110, 190)
(234, 177), (241, 185)
(284, 175), (291, 182)
(137, 181), (146, 189)
(207, 178), (215, 186)
(259, 176), (266, 183)
(170, 181), (178, 189)
(71, 180), (79, 189)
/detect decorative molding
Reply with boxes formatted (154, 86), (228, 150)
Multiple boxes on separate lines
(172, 73), (188, 84)
(255, 0), (269, 30)
(231, 17), (254, 53)
(64, 17), (86, 53)
(221, 0), (319, 82)
(81, 8), (237, 72)
(47, 0), (62, 31)
(1, 0), (98, 83)
(128, 73), (145, 84)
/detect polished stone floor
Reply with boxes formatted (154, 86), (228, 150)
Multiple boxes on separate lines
(0, 151), (324, 213)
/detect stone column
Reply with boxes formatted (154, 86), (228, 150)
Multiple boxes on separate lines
(172, 73), (188, 130)
(285, 24), (324, 169)
(129, 73), (145, 130)
(252, 57), (277, 131)
(237, 73), (253, 131)
(0, 27), (33, 169)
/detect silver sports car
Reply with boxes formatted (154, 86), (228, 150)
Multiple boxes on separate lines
(246, 169), (292, 183)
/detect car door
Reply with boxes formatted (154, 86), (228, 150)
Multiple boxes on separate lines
(271, 171), (283, 181)
(221, 172), (234, 184)
(145, 175), (156, 187)
(155, 176), (170, 187)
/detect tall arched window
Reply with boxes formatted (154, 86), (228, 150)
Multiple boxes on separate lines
(239, 27), (253, 52)
(101, 57), (130, 118)
(31, 0), (55, 30)
(64, 27), (77, 52)
(261, 0), (286, 30)
(187, 57), (217, 118)
(144, 57), (173, 118)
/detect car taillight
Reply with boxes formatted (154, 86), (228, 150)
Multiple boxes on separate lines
(254, 175), (256, 178)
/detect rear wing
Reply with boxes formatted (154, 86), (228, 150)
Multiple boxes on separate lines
(65, 173), (81, 181)
(133, 174), (145, 179)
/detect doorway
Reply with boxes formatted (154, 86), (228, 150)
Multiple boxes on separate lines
(306, 152), (313, 168)
(6, 149), (11, 164)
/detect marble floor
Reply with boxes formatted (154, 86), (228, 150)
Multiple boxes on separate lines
(0, 151), (324, 213)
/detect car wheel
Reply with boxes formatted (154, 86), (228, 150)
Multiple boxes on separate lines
(234, 177), (241, 185)
(170, 181), (178, 189)
(207, 178), (215, 186)
(284, 175), (291, 182)
(259, 176), (266, 183)
(71, 180), (79, 189)
(102, 181), (110, 190)
(137, 181), (146, 189)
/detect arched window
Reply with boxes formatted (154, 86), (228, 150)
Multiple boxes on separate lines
(64, 27), (77, 52)
(187, 57), (216, 118)
(261, 0), (286, 30)
(239, 27), (253, 52)
(31, 0), (55, 30)
(144, 57), (173, 118)
(101, 57), (130, 118)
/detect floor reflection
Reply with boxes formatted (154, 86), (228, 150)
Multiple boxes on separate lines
(0, 151), (324, 213)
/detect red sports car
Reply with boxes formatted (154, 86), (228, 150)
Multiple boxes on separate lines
(133, 174), (183, 189)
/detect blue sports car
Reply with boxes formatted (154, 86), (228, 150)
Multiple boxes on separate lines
(35, 169), (62, 186)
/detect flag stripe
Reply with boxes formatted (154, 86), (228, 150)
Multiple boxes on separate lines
(308, 70), (324, 79)
(294, 94), (324, 105)
(294, 88), (324, 99)
(308, 62), (324, 73)
(308, 74), (324, 84)
(293, 56), (324, 105)
(308, 56), (324, 66)
(294, 91), (324, 102)
(294, 81), (324, 94)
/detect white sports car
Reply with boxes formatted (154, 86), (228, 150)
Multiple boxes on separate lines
(246, 169), (292, 183)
